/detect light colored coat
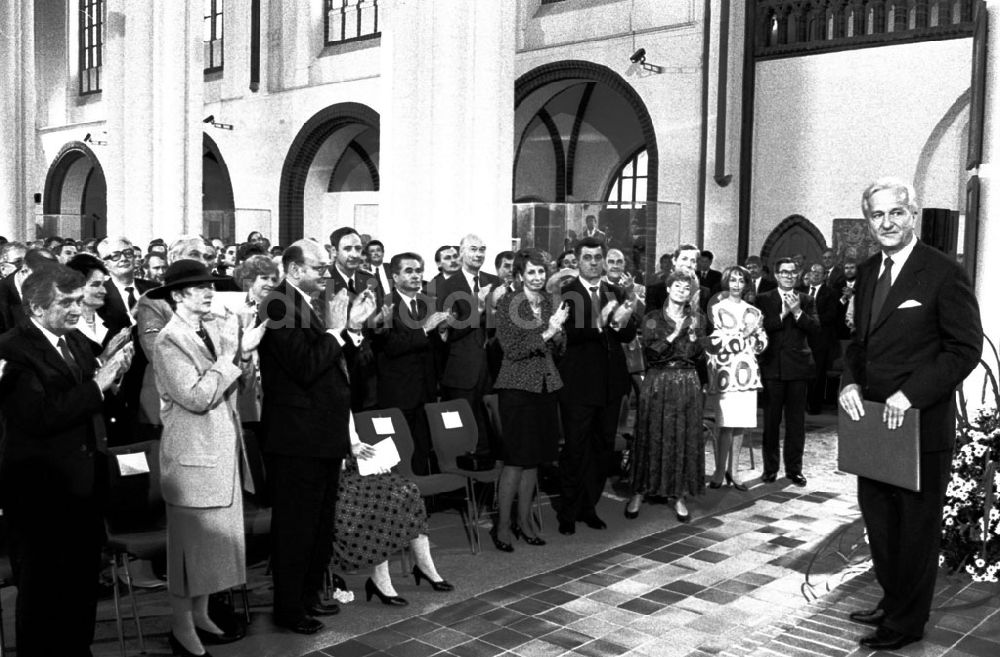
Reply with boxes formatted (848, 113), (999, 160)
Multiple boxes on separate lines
(153, 313), (253, 508)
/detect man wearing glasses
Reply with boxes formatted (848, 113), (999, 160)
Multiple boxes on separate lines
(755, 257), (819, 487)
(258, 239), (375, 634)
(96, 236), (156, 446)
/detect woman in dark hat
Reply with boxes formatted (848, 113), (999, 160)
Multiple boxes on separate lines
(148, 261), (266, 656)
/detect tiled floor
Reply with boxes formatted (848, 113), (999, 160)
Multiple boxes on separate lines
(6, 410), (996, 656)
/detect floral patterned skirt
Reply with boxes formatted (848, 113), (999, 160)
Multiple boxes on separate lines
(629, 367), (705, 499)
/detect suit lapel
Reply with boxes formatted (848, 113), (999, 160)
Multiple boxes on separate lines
(869, 244), (927, 335)
(25, 323), (79, 383)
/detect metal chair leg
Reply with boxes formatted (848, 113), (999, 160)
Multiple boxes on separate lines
(120, 554), (145, 653)
(239, 584), (251, 625)
(110, 555), (126, 657)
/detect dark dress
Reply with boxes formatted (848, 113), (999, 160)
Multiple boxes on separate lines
(493, 290), (564, 467)
(629, 309), (708, 498)
(331, 460), (428, 571)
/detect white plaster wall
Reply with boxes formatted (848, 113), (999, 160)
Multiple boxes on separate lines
(750, 38), (973, 256)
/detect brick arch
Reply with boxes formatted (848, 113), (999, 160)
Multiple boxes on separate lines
(760, 214), (828, 271)
(278, 102), (380, 246)
(514, 60), (658, 275)
(43, 141), (106, 215)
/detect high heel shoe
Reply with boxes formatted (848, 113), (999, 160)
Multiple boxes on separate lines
(365, 578), (408, 606)
(708, 479), (723, 489)
(489, 526), (514, 553)
(511, 525), (546, 546)
(169, 632), (212, 657)
(725, 471), (748, 491)
(624, 500), (640, 519)
(412, 564), (455, 591)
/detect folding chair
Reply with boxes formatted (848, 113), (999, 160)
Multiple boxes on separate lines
(353, 409), (478, 553)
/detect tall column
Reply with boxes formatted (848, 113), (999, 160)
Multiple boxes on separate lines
(0, 0), (37, 241)
(379, 0), (515, 265)
(969, 0), (1000, 404)
(105, 0), (203, 243)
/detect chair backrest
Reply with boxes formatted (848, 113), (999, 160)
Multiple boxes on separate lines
(105, 440), (164, 534)
(353, 408), (415, 478)
(424, 399), (478, 472)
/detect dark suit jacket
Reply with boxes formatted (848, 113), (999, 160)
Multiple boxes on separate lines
(755, 288), (820, 381)
(842, 241), (982, 452)
(257, 280), (356, 459)
(698, 269), (723, 295)
(435, 269), (500, 390)
(557, 277), (636, 406)
(0, 275), (25, 334)
(0, 323), (106, 505)
(374, 290), (437, 410)
(328, 267), (379, 410)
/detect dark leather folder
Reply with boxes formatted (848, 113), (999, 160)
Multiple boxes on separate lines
(838, 401), (921, 491)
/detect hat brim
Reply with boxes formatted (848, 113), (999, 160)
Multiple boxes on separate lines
(146, 273), (229, 300)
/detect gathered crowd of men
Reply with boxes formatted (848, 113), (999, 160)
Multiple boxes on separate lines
(0, 177), (982, 656)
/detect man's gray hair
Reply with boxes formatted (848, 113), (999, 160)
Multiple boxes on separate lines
(861, 177), (918, 218)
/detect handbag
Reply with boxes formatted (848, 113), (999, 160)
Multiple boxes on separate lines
(623, 336), (645, 374)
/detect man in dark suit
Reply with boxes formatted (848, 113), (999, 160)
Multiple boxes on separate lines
(362, 239), (393, 299)
(426, 244), (460, 298)
(745, 255), (777, 303)
(836, 258), (859, 338)
(375, 253), (451, 474)
(328, 227), (379, 410)
(0, 264), (132, 657)
(258, 239), (374, 634)
(804, 263), (840, 413)
(755, 257), (820, 487)
(96, 237), (157, 445)
(696, 250), (723, 295)
(822, 248), (845, 290)
(839, 179), (982, 651)
(556, 237), (637, 535)
(646, 244), (711, 314)
(0, 247), (55, 333)
(436, 234), (501, 457)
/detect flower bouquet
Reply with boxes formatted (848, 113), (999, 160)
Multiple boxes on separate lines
(940, 337), (1000, 583)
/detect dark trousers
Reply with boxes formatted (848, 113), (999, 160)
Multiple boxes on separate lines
(268, 454), (341, 622)
(6, 495), (103, 657)
(398, 405), (436, 475)
(807, 342), (831, 411)
(859, 449), (950, 636)
(558, 400), (620, 523)
(441, 381), (493, 457)
(762, 378), (808, 476)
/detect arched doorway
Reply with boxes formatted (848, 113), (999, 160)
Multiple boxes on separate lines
(278, 103), (380, 246)
(42, 142), (108, 239)
(760, 214), (827, 273)
(514, 61), (659, 274)
(203, 133), (236, 241)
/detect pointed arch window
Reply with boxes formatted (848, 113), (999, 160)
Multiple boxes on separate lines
(605, 149), (648, 209)
(204, 0), (224, 72)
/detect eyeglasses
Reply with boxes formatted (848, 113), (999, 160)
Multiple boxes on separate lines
(102, 251), (129, 262)
(302, 262), (331, 275)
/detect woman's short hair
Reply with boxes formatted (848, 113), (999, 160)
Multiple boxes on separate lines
(66, 252), (108, 280)
(513, 248), (548, 278)
(556, 250), (576, 268)
(664, 270), (697, 298)
(234, 254), (279, 288)
(720, 265), (752, 300)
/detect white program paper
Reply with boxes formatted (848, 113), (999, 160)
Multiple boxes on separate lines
(441, 411), (463, 429)
(116, 451), (150, 476)
(372, 416), (395, 435)
(357, 437), (401, 476)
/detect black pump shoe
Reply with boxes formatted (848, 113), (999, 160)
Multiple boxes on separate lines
(365, 578), (408, 606)
(489, 526), (514, 552)
(412, 564), (454, 591)
(512, 525), (546, 546)
(725, 472), (749, 491)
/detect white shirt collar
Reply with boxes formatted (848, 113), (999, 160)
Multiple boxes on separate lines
(463, 268), (479, 290)
(578, 274), (601, 290)
(31, 318), (64, 350)
(880, 236), (918, 284)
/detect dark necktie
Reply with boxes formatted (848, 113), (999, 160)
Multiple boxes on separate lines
(196, 326), (217, 360)
(348, 278), (356, 295)
(472, 275), (479, 297)
(57, 336), (82, 382)
(809, 286), (816, 300)
(310, 296), (326, 328)
(410, 298), (419, 321)
(868, 257), (894, 331)
(589, 285), (601, 328)
(125, 285), (136, 310)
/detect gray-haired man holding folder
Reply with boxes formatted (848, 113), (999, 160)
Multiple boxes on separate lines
(839, 178), (982, 651)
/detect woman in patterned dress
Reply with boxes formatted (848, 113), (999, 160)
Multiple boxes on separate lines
(706, 266), (768, 490)
(625, 271), (708, 522)
(331, 417), (453, 605)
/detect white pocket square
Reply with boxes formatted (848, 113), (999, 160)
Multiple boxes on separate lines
(897, 299), (922, 309)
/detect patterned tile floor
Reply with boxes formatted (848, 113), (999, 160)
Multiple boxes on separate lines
(14, 410), (994, 657)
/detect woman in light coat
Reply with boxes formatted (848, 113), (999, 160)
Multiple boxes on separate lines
(150, 260), (265, 657)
